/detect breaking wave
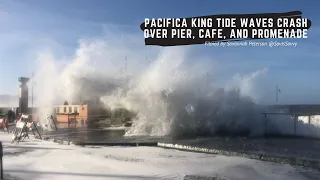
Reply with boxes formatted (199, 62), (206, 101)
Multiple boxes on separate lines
(101, 48), (268, 137)
(30, 29), (320, 138)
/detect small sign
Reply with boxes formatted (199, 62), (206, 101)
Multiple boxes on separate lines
(11, 114), (42, 143)
(11, 120), (27, 143)
(16, 121), (25, 129)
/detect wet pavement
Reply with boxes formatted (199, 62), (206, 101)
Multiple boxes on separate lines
(163, 137), (320, 161)
(35, 124), (171, 143)
(4, 123), (320, 163)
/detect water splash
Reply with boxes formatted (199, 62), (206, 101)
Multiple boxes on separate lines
(29, 30), (320, 138)
(98, 47), (268, 137)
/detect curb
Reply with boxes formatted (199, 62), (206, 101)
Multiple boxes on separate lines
(157, 142), (320, 170)
(73, 142), (158, 146)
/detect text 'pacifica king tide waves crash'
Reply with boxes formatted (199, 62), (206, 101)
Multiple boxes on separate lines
(140, 11), (312, 46)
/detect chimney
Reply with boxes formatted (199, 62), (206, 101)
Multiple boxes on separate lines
(18, 77), (30, 114)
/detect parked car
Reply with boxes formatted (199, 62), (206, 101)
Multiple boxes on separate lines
(122, 117), (133, 127)
(0, 117), (8, 129)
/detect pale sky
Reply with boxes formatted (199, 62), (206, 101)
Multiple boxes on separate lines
(0, 0), (320, 104)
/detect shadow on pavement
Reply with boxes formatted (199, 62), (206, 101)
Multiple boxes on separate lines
(5, 146), (73, 151)
(6, 169), (156, 179)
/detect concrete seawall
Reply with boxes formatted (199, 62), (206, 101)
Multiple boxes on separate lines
(157, 142), (320, 170)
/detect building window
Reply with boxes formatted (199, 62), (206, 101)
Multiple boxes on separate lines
(56, 107), (59, 113)
(69, 107), (72, 113)
(64, 107), (66, 113)
(74, 107), (78, 113)
(82, 106), (84, 110)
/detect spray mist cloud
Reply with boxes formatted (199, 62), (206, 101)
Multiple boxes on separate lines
(29, 28), (320, 138)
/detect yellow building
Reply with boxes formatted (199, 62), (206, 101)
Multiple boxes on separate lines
(54, 104), (88, 124)
(53, 103), (109, 124)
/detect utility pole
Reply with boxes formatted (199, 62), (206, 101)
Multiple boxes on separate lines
(125, 56), (127, 74)
(206, 72), (209, 88)
(32, 72), (34, 115)
(276, 85), (279, 103)
(124, 56), (128, 84)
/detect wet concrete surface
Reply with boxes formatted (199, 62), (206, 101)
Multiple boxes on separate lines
(4, 124), (320, 163)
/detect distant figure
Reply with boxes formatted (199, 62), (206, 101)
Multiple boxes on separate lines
(16, 113), (22, 123)
(7, 110), (14, 123)
(64, 101), (69, 105)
